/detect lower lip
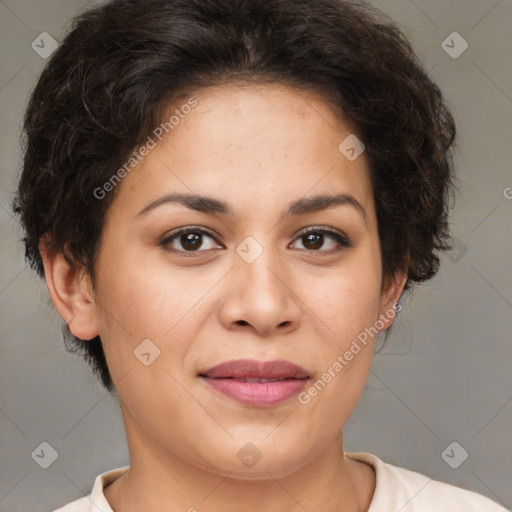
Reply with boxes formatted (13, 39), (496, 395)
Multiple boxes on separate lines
(200, 377), (308, 407)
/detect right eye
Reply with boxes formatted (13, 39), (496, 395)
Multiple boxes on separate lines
(160, 227), (224, 255)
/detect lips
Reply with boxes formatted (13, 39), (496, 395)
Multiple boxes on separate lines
(198, 359), (310, 407)
(199, 359), (309, 380)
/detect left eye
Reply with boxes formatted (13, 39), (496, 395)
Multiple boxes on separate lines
(290, 228), (353, 252)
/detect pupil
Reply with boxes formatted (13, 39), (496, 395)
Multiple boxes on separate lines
(182, 232), (201, 250)
(304, 233), (323, 250)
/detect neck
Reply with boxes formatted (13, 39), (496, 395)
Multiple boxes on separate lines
(105, 403), (375, 512)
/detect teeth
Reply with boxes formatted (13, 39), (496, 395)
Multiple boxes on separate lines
(232, 377), (289, 383)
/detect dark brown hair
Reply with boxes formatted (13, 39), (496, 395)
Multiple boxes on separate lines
(13, 0), (457, 390)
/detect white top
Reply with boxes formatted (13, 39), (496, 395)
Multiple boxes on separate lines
(53, 451), (507, 511)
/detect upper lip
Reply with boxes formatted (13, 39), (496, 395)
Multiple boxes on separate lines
(199, 359), (309, 379)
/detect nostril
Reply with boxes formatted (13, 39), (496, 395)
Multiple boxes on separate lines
(236, 320), (249, 326)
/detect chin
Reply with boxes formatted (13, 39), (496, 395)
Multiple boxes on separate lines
(195, 442), (311, 481)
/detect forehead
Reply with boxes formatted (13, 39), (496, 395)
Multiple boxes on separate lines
(107, 83), (375, 222)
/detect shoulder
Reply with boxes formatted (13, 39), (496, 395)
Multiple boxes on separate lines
(345, 451), (508, 512)
(52, 466), (129, 512)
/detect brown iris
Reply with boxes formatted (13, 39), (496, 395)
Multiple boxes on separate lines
(302, 232), (324, 250)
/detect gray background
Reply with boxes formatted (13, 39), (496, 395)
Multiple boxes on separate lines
(1, 0), (511, 511)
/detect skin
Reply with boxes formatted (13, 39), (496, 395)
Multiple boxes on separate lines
(40, 83), (407, 512)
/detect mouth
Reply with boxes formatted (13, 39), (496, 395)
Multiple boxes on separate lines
(198, 359), (310, 407)
(199, 358), (310, 380)
(210, 377), (301, 383)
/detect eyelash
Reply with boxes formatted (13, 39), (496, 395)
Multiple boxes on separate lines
(160, 225), (355, 256)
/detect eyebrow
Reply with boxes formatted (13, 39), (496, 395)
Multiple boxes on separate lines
(136, 192), (368, 224)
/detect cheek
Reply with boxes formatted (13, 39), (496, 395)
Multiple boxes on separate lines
(94, 241), (182, 333)
(92, 245), (215, 379)
(305, 261), (382, 343)
(296, 252), (382, 410)
(299, 271), (380, 422)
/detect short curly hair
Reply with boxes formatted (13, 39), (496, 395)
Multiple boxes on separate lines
(13, 0), (457, 391)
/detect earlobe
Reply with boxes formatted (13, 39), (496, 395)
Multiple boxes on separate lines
(377, 271), (408, 332)
(39, 237), (99, 341)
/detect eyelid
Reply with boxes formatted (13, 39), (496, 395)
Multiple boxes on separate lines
(293, 225), (350, 241)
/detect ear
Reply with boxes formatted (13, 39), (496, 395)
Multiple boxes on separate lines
(376, 270), (408, 333)
(39, 237), (99, 340)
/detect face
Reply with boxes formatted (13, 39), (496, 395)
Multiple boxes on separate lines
(84, 84), (404, 478)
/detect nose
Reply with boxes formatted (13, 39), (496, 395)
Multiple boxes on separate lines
(217, 245), (303, 337)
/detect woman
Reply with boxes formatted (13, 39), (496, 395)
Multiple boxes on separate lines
(13, 0), (507, 510)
